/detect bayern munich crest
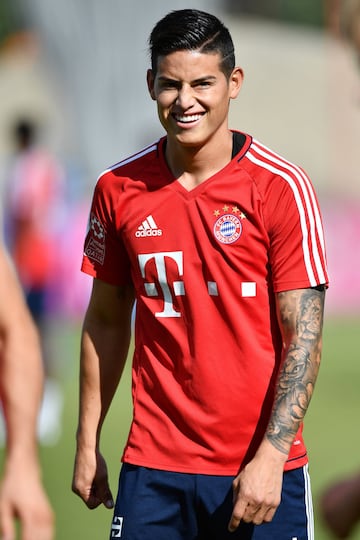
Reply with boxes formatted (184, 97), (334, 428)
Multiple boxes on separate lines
(214, 214), (242, 244)
(213, 205), (246, 244)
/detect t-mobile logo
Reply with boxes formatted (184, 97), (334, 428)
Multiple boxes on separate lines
(138, 251), (184, 318)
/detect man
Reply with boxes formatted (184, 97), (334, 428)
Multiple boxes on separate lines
(4, 117), (65, 445)
(0, 243), (54, 540)
(325, 0), (360, 64)
(72, 9), (328, 539)
(320, 471), (360, 538)
(320, 2), (360, 538)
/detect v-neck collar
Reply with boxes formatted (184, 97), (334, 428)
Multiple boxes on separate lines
(157, 131), (252, 198)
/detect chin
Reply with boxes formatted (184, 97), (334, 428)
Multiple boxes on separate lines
(174, 132), (207, 148)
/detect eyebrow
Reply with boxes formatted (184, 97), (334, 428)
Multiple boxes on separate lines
(193, 75), (217, 84)
(157, 75), (218, 84)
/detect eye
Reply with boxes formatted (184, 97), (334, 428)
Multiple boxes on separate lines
(195, 80), (212, 88)
(158, 79), (179, 91)
(165, 82), (178, 89)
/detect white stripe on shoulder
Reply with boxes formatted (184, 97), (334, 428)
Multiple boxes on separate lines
(97, 140), (159, 181)
(247, 140), (326, 286)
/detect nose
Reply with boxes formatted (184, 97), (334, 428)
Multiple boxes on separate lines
(175, 84), (195, 109)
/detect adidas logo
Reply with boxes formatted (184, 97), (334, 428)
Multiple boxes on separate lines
(135, 215), (163, 238)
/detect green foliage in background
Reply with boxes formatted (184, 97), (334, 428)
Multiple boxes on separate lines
(277, 0), (324, 27)
(226, 0), (324, 28)
(1, 0), (326, 49)
(0, 1), (25, 46)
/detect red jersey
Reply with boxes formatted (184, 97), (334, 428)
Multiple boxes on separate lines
(5, 148), (65, 287)
(81, 132), (329, 475)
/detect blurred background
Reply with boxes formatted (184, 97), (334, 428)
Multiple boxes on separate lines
(0, 0), (359, 538)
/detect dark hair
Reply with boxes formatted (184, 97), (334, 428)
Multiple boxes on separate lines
(148, 9), (235, 77)
(13, 118), (36, 148)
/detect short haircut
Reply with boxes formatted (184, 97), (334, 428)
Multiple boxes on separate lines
(148, 9), (235, 78)
(13, 118), (36, 147)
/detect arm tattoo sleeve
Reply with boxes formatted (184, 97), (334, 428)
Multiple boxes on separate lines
(266, 287), (325, 454)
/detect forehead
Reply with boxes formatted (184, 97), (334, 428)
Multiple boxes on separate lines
(155, 50), (224, 79)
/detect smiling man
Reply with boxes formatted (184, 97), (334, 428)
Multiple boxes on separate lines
(72, 9), (329, 540)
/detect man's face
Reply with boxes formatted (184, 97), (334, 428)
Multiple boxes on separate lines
(147, 50), (243, 149)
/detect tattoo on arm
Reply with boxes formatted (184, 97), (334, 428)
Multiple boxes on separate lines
(266, 287), (325, 454)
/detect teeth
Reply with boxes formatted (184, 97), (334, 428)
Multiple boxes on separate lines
(175, 114), (202, 123)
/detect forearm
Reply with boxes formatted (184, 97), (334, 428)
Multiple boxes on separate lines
(76, 308), (132, 451)
(229, 287), (326, 530)
(265, 287), (325, 456)
(73, 280), (134, 508)
(0, 272), (44, 463)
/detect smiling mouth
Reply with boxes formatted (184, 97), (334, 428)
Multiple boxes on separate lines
(173, 113), (203, 123)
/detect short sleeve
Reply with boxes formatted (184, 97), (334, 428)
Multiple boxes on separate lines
(81, 174), (131, 286)
(264, 172), (328, 292)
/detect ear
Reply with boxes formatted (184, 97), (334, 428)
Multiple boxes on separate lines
(147, 69), (156, 100)
(229, 66), (244, 100)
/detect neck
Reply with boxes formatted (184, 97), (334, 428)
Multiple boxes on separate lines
(165, 130), (233, 189)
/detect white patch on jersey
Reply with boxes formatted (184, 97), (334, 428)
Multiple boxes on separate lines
(173, 281), (185, 296)
(208, 281), (218, 296)
(144, 282), (158, 296)
(241, 282), (256, 297)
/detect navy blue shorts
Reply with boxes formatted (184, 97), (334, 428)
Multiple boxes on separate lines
(109, 464), (314, 540)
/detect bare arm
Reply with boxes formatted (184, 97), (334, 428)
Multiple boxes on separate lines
(0, 246), (54, 540)
(229, 286), (325, 531)
(267, 286), (325, 453)
(72, 278), (134, 509)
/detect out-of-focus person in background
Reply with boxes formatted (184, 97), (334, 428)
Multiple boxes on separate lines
(321, 472), (360, 539)
(320, 1), (360, 538)
(2, 117), (65, 445)
(0, 242), (54, 540)
(341, 0), (360, 65)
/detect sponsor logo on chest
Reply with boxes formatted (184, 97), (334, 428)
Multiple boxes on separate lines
(213, 204), (246, 244)
(135, 215), (162, 237)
